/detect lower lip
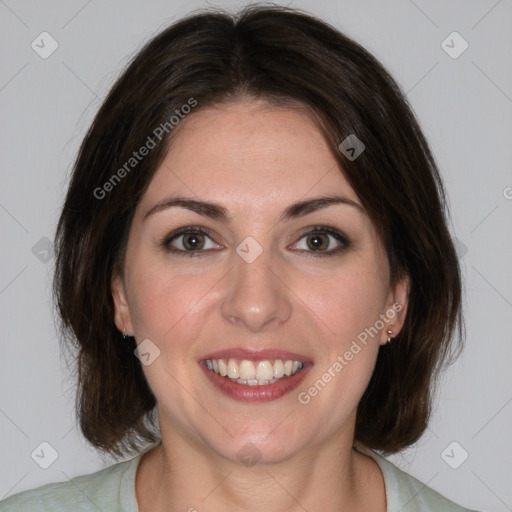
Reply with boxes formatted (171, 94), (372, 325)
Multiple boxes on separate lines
(200, 362), (313, 402)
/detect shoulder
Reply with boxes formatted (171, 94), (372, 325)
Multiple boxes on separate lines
(355, 444), (480, 512)
(0, 455), (140, 512)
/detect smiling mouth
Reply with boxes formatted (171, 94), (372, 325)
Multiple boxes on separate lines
(204, 358), (306, 386)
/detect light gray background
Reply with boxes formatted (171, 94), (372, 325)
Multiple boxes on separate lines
(1, 0), (511, 510)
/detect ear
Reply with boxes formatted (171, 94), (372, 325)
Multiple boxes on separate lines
(380, 273), (410, 345)
(111, 274), (134, 336)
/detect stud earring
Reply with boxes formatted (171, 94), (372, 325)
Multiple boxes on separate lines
(386, 329), (393, 344)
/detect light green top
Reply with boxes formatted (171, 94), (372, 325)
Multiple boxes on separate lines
(0, 444), (478, 511)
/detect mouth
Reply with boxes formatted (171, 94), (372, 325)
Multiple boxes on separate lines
(199, 349), (313, 402)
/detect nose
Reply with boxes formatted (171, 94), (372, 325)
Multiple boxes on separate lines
(220, 243), (292, 333)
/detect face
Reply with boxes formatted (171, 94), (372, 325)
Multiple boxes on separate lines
(112, 99), (408, 464)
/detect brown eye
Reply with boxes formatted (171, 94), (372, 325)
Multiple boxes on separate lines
(181, 232), (205, 251)
(306, 233), (330, 251)
(290, 227), (350, 256)
(162, 227), (222, 255)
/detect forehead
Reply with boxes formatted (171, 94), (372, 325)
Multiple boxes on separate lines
(138, 100), (360, 215)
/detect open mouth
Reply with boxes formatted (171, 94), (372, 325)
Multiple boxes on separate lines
(199, 351), (313, 402)
(204, 358), (306, 385)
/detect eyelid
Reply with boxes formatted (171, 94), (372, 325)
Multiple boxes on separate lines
(163, 225), (217, 241)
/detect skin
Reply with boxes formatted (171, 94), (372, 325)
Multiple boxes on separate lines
(112, 99), (409, 512)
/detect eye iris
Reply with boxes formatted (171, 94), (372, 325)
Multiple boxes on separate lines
(307, 233), (329, 251)
(183, 232), (204, 250)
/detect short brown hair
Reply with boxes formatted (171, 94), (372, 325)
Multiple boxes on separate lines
(53, 4), (464, 458)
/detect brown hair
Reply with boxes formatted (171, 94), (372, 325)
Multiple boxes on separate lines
(53, 4), (464, 458)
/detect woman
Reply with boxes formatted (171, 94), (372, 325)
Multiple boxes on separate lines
(0, 5), (478, 511)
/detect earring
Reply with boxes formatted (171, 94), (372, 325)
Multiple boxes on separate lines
(386, 329), (393, 344)
(122, 322), (134, 340)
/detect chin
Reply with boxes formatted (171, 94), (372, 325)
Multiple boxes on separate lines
(201, 421), (304, 466)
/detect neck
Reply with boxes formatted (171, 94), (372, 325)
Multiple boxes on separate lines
(136, 428), (386, 512)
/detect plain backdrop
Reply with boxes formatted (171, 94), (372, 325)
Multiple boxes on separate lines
(1, 0), (511, 510)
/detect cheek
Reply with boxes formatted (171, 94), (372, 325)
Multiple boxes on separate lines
(303, 265), (388, 345)
(294, 260), (389, 414)
(125, 265), (218, 414)
(127, 262), (218, 349)
(296, 276), (384, 428)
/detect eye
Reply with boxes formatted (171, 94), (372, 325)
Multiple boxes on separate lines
(162, 227), (222, 255)
(161, 225), (349, 257)
(290, 226), (350, 256)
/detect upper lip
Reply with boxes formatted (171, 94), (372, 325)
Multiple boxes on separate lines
(201, 348), (313, 363)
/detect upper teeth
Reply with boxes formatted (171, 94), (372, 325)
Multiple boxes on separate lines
(205, 358), (305, 383)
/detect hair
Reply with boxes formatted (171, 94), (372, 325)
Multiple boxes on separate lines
(53, 3), (464, 458)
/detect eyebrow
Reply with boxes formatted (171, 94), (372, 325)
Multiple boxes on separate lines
(143, 195), (365, 223)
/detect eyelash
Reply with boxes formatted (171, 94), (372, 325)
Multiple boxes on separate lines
(160, 225), (350, 258)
